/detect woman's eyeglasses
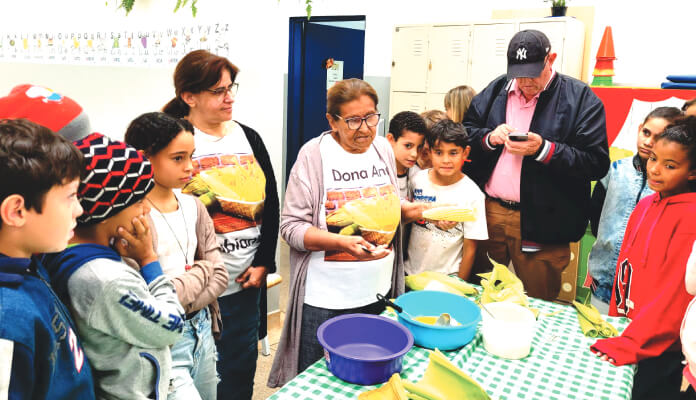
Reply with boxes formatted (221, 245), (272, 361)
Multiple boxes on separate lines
(206, 83), (239, 98)
(334, 113), (381, 130)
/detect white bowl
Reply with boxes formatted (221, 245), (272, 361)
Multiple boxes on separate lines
(480, 302), (536, 359)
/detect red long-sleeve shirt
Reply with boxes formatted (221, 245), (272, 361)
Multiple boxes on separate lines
(591, 192), (696, 366)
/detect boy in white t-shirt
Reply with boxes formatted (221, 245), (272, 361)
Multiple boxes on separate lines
(405, 119), (488, 279)
(386, 111), (428, 200)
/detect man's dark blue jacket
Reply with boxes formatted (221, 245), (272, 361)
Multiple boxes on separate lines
(463, 73), (610, 244)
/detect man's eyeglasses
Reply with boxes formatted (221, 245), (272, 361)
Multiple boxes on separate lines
(206, 83), (239, 98)
(334, 113), (381, 130)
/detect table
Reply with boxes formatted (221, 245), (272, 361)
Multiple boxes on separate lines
(268, 296), (636, 400)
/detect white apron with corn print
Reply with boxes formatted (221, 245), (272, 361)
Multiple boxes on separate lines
(304, 135), (399, 309)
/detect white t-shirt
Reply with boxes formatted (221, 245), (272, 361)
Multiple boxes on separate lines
(397, 164), (421, 201)
(150, 191), (198, 278)
(190, 122), (264, 296)
(404, 169), (488, 275)
(304, 136), (398, 309)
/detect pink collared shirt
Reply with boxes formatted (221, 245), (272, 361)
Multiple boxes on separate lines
(485, 71), (555, 202)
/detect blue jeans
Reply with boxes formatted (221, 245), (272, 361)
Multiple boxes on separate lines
(168, 307), (217, 400)
(216, 288), (260, 400)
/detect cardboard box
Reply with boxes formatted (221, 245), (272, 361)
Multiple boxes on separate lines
(556, 242), (580, 304)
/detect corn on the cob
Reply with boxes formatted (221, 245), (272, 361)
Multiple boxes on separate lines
(326, 192), (401, 231)
(326, 208), (355, 227)
(420, 271), (479, 295)
(405, 272), (478, 296)
(338, 223), (360, 236)
(422, 206), (476, 222)
(182, 175), (211, 196)
(198, 191), (218, 207)
(198, 163), (266, 202)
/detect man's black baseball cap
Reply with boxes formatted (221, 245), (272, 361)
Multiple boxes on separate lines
(507, 30), (551, 79)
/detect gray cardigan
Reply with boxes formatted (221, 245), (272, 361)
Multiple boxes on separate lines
(267, 132), (405, 387)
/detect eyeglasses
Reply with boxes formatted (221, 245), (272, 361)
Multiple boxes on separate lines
(334, 113), (381, 130)
(205, 83), (239, 98)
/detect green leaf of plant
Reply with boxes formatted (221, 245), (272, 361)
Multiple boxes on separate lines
(112, 0), (200, 16)
(122, 0), (135, 14)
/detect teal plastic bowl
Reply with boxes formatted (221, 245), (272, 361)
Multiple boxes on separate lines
(394, 291), (481, 350)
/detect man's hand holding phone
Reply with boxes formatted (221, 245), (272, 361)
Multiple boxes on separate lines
(508, 132), (529, 141)
(505, 131), (544, 156)
(489, 124), (515, 146)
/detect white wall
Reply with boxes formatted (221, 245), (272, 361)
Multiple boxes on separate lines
(2, 0), (695, 187)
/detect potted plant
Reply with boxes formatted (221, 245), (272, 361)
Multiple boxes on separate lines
(545, 0), (568, 17)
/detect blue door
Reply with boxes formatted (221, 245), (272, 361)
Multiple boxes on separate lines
(286, 16), (366, 185)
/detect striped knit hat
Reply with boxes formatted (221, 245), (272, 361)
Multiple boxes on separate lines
(73, 133), (154, 225)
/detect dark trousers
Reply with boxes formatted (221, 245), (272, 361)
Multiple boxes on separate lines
(632, 352), (684, 400)
(216, 288), (260, 400)
(298, 300), (386, 373)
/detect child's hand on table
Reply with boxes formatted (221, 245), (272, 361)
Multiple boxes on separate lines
(592, 350), (616, 364)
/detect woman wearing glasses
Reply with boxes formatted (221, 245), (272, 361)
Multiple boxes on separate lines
(163, 49), (279, 400)
(269, 78), (414, 386)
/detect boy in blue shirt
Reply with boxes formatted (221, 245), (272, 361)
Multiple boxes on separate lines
(0, 119), (94, 399)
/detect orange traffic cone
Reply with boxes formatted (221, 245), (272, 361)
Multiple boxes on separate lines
(592, 26), (616, 86)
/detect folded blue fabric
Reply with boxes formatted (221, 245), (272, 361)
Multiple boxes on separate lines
(666, 75), (696, 83)
(661, 82), (696, 90)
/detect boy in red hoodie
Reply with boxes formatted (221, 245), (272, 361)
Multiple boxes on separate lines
(592, 116), (696, 399)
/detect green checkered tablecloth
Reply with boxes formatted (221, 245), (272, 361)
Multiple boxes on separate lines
(268, 297), (635, 400)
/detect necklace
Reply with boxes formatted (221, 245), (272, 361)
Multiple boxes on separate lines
(147, 196), (192, 271)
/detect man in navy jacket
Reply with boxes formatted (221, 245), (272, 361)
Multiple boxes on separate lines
(463, 30), (609, 301)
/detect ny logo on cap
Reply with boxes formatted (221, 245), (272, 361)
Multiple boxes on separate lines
(516, 47), (527, 60)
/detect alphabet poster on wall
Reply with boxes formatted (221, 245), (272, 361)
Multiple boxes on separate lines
(0, 24), (231, 66)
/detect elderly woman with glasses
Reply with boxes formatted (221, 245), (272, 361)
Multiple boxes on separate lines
(268, 78), (426, 386)
(163, 49), (279, 400)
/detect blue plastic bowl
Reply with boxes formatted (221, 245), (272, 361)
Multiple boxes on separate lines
(317, 313), (413, 385)
(395, 291), (481, 350)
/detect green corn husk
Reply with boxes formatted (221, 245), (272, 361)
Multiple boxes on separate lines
(573, 301), (619, 338)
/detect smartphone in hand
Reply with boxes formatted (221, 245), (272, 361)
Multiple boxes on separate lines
(508, 132), (529, 142)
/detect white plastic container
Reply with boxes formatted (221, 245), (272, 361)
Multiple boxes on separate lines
(480, 302), (536, 359)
